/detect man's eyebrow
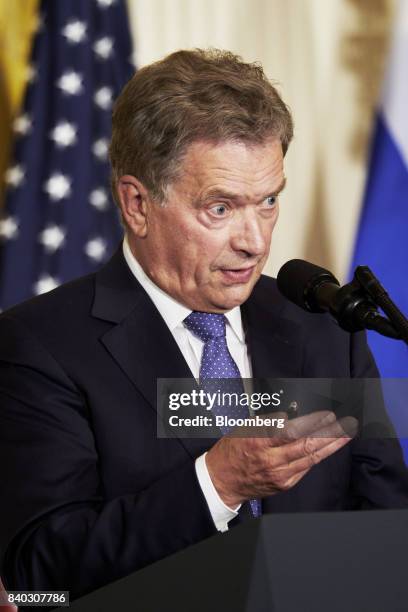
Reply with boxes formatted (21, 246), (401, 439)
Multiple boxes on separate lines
(200, 188), (241, 201)
(200, 177), (287, 203)
(271, 176), (287, 196)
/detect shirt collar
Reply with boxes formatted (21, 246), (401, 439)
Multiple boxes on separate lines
(122, 236), (246, 342)
(224, 305), (245, 343)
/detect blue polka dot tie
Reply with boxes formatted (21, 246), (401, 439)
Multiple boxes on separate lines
(184, 311), (261, 518)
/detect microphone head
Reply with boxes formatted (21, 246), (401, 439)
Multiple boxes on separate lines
(277, 259), (340, 312)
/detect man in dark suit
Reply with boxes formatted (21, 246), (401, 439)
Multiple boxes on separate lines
(1, 48), (407, 605)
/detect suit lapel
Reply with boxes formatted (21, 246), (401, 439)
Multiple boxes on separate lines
(100, 298), (192, 407)
(92, 249), (215, 458)
(242, 276), (304, 379)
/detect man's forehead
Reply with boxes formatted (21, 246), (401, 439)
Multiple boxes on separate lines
(176, 138), (284, 196)
(182, 137), (282, 164)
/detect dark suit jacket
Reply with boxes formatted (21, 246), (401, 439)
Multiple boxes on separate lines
(0, 248), (407, 602)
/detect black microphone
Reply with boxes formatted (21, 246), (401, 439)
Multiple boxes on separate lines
(277, 259), (400, 339)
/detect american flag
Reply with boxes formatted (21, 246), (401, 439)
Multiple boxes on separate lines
(0, 0), (134, 311)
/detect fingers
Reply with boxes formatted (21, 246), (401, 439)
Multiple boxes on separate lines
(229, 410), (349, 445)
(261, 432), (354, 494)
(285, 410), (338, 440)
(282, 435), (353, 477)
(264, 410), (336, 447)
(274, 467), (310, 492)
(268, 415), (357, 479)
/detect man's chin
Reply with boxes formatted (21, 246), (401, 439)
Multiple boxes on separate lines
(209, 283), (256, 312)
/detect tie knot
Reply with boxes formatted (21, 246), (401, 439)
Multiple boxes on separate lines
(184, 311), (226, 342)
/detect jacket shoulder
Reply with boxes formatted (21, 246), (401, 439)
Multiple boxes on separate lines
(0, 272), (96, 331)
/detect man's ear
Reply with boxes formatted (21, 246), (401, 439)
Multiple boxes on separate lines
(117, 175), (150, 237)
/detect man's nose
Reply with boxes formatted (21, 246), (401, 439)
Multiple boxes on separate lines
(230, 211), (268, 257)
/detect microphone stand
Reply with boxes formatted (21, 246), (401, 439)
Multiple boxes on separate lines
(353, 266), (408, 346)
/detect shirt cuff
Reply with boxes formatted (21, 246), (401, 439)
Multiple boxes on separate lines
(195, 452), (240, 532)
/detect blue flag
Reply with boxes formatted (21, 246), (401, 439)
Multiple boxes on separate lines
(0, 0), (134, 310)
(351, 0), (408, 460)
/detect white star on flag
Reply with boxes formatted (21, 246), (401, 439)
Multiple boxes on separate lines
(85, 237), (107, 261)
(93, 37), (114, 59)
(33, 275), (60, 296)
(44, 173), (72, 201)
(5, 164), (25, 188)
(13, 113), (32, 135)
(92, 138), (109, 160)
(94, 86), (113, 110)
(0, 216), (19, 240)
(38, 225), (66, 252)
(96, 0), (117, 7)
(50, 121), (77, 147)
(62, 20), (87, 43)
(57, 70), (83, 95)
(89, 189), (109, 210)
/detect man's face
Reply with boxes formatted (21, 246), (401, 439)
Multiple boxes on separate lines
(129, 138), (285, 312)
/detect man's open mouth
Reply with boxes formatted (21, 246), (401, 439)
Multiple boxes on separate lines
(220, 266), (255, 282)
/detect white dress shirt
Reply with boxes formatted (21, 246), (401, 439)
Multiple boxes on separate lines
(122, 237), (252, 531)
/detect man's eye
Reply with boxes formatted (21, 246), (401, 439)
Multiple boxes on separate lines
(265, 195), (277, 207)
(210, 204), (228, 216)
